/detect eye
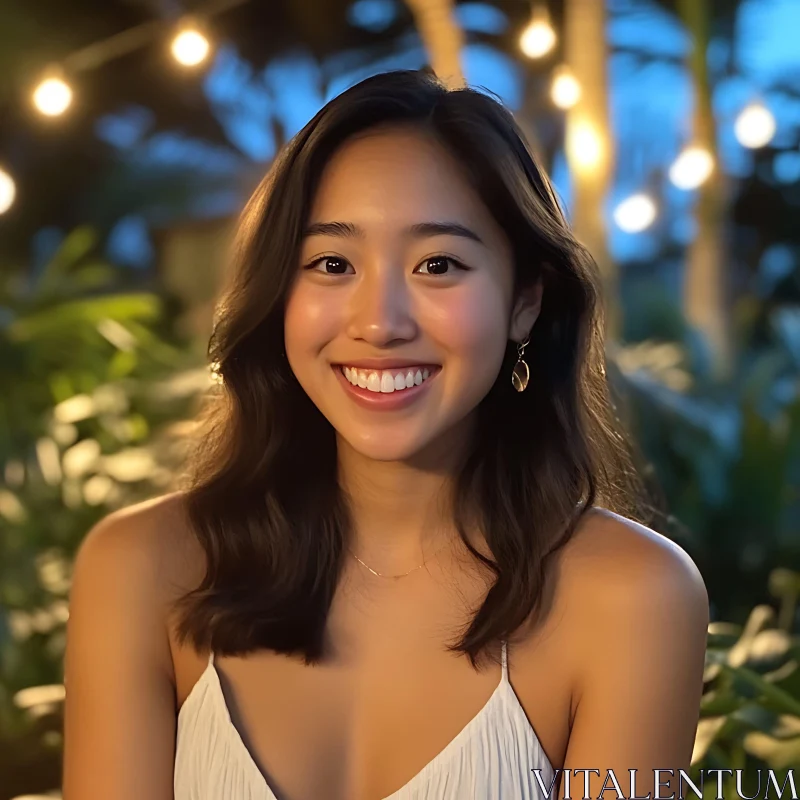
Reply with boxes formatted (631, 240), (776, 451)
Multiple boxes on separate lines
(305, 255), (353, 275)
(304, 254), (468, 276)
(415, 256), (468, 276)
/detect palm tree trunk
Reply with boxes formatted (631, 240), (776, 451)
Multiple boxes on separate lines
(563, 0), (619, 341)
(404, 0), (465, 88)
(678, 0), (732, 379)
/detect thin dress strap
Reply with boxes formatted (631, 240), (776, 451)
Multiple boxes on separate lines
(208, 649), (215, 667)
(501, 639), (509, 683)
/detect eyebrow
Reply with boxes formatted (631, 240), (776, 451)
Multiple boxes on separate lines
(301, 220), (485, 246)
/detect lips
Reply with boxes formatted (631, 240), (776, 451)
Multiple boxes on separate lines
(332, 359), (440, 370)
(331, 364), (439, 411)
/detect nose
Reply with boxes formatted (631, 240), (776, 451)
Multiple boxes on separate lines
(344, 262), (418, 346)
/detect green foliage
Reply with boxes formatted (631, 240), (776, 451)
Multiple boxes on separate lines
(690, 569), (800, 795)
(0, 228), (206, 798)
(611, 282), (800, 792)
(611, 285), (800, 621)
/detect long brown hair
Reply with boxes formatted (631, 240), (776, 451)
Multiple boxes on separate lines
(172, 69), (655, 669)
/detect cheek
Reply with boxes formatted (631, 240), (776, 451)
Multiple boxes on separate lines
(425, 282), (510, 362)
(284, 283), (341, 359)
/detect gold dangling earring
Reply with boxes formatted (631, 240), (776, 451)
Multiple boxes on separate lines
(511, 335), (530, 392)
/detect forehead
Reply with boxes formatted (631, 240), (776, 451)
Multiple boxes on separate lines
(307, 126), (498, 233)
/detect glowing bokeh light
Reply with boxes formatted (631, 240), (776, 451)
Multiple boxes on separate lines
(614, 194), (657, 233)
(567, 121), (603, 171)
(551, 69), (581, 109)
(0, 168), (16, 214)
(171, 28), (211, 66)
(669, 146), (714, 190)
(32, 77), (72, 116)
(734, 103), (776, 149)
(519, 11), (556, 59)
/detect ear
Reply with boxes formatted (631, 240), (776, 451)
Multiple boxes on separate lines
(509, 276), (543, 343)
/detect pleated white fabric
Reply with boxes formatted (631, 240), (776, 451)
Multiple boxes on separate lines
(174, 640), (556, 800)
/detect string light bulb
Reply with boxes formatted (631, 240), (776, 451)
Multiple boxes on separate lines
(32, 68), (73, 117)
(567, 120), (603, 173)
(171, 20), (211, 67)
(613, 194), (657, 233)
(0, 167), (16, 214)
(669, 145), (714, 190)
(551, 66), (581, 109)
(519, 5), (556, 59)
(734, 102), (776, 149)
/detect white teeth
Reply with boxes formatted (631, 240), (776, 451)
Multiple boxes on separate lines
(380, 372), (395, 393)
(340, 366), (436, 394)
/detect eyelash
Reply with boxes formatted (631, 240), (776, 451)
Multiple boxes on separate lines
(303, 254), (469, 276)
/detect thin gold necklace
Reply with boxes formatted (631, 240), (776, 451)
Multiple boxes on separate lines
(349, 542), (450, 580)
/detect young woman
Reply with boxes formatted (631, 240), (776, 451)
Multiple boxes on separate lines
(63, 70), (709, 800)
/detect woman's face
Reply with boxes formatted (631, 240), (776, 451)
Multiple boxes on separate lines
(284, 125), (540, 463)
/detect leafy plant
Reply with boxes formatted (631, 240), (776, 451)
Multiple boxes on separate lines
(690, 568), (800, 797)
(609, 293), (800, 622)
(0, 227), (206, 799)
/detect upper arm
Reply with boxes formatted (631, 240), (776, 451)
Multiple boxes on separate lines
(62, 507), (178, 800)
(560, 518), (709, 799)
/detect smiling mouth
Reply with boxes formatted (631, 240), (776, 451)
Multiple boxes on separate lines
(331, 364), (441, 410)
(337, 364), (439, 393)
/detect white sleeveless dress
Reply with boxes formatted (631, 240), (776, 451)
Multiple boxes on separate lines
(174, 639), (556, 799)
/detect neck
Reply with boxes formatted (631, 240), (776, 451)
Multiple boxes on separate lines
(336, 417), (480, 569)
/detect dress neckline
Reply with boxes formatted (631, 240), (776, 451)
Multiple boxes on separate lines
(179, 639), (551, 800)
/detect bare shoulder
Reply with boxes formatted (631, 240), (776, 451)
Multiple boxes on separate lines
(551, 509), (711, 775)
(76, 491), (204, 607)
(81, 490), (194, 548)
(533, 504), (709, 674)
(63, 492), (203, 799)
(70, 491), (206, 682)
(561, 506), (708, 612)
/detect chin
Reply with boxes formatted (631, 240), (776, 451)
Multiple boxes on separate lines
(336, 427), (436, 464)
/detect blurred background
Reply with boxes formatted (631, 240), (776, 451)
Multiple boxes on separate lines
(1, 0), (799, 796)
